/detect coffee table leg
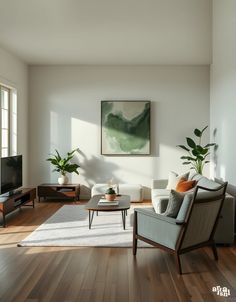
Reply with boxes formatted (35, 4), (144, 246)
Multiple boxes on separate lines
(2, 213), (6, 228)
(121, 210), (126, 230)
(89, 210), (94, 229)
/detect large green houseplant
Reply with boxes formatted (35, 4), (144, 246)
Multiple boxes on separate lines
(47, 149), (80, 184)
(177, 126), (216, 175)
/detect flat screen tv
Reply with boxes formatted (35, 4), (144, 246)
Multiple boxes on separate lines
(0, 155), (22, 195)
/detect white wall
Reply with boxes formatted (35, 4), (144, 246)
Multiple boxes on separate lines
(29, 65), (209, 198)
(0, 46), (28, 185)
(210, 0), (236, 185)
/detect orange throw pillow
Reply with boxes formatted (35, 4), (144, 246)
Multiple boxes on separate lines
(175, 178), (196, 192)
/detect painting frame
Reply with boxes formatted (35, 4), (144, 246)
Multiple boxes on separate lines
(101, 100), (151, 155)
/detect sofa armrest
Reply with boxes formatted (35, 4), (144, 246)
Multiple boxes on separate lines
(214, 193), (235, 244)
(134, 207), (181, 250)
(152, 179), (168, 189)
(134, 207), (176, 225)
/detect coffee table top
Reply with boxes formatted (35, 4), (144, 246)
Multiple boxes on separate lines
(85, 194), (130, 211)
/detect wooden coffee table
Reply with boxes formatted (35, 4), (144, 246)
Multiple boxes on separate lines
(85, 194), (130, 230)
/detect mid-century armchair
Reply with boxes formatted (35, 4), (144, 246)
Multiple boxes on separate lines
(133, 183), (227, 274)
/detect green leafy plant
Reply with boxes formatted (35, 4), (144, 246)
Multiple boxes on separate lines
(177, 126), (216, 175)
(106, 187), (116, 195)
(47, 149), (80, 176)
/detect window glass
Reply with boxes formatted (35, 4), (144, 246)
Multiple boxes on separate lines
(2, 129), (8, 148)
(1, 89), (9, 109)
(0, 85), (17, 157)
(1, 148), (8, 157)
(12, 91), (17, 114)
(12, 114), (17, 134)
(12, 134), (17, 155)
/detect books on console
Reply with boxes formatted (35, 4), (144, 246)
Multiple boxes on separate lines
(98, 198), (119, 206)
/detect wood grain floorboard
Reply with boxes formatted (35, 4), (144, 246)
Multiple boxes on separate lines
(0, 200), (235, 302)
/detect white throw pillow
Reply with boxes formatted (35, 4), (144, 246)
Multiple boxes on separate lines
(166, 171), (190, 190)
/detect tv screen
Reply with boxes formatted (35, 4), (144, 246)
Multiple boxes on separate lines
(1, 155), (22, 195)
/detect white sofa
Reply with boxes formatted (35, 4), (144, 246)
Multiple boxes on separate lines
(152, 173), (235, 244)
(92, 183), (143, 202)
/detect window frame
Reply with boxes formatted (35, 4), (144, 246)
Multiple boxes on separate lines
(0, 84), (17, 158)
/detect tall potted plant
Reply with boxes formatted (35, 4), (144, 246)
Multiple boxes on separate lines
(177, 126), (216, 175)
(47, 149), (80, 184)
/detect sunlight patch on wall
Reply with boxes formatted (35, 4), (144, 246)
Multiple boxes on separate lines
(50, 111), (59, 182)
(220, 165), (226, 181)
(71, 117), (99, 184)
(50, 111), (59, 152)
(159, 144), (183, 177)
(107, 157), (153, 179)
(71, 117), (98, 152)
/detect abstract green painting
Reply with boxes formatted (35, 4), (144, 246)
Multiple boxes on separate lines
(101, 101), (150, 155)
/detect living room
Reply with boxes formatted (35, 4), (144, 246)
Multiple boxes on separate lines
(0, 0), (236, 301)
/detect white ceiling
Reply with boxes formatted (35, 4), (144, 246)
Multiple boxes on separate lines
(0, 0), (211, 65)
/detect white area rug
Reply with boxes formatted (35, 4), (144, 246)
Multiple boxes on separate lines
(18, 205), (151, 247)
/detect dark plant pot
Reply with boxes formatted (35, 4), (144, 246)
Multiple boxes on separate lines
(105, 194), (116, 201)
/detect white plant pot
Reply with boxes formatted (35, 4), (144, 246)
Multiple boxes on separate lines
(58, 174), (69, 185)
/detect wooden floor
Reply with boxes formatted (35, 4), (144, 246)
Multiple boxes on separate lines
(0, 200), (236, 302)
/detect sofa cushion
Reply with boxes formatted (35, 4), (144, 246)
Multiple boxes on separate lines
(152, 189), (170, 198)
(151, 189), (170, 214)
(119, 184), (143, 202)
(164, 190), (185, 218)
(91, 183), (143, 202)
(197, 177), (220, 189)
(166, 171), (189, 190)
(91, 184), (108, 196)
(188, 172), (203, 181)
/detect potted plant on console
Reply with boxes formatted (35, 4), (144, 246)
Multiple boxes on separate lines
(47, 149), (80, 185)
(105, 187), (116, 201)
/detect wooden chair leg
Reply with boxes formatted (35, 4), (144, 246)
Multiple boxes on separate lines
(175, 253), (182, 274)
(133, 211), (138, 255)
(133, 236), (137, 255)
(212, 242), (218, 261)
